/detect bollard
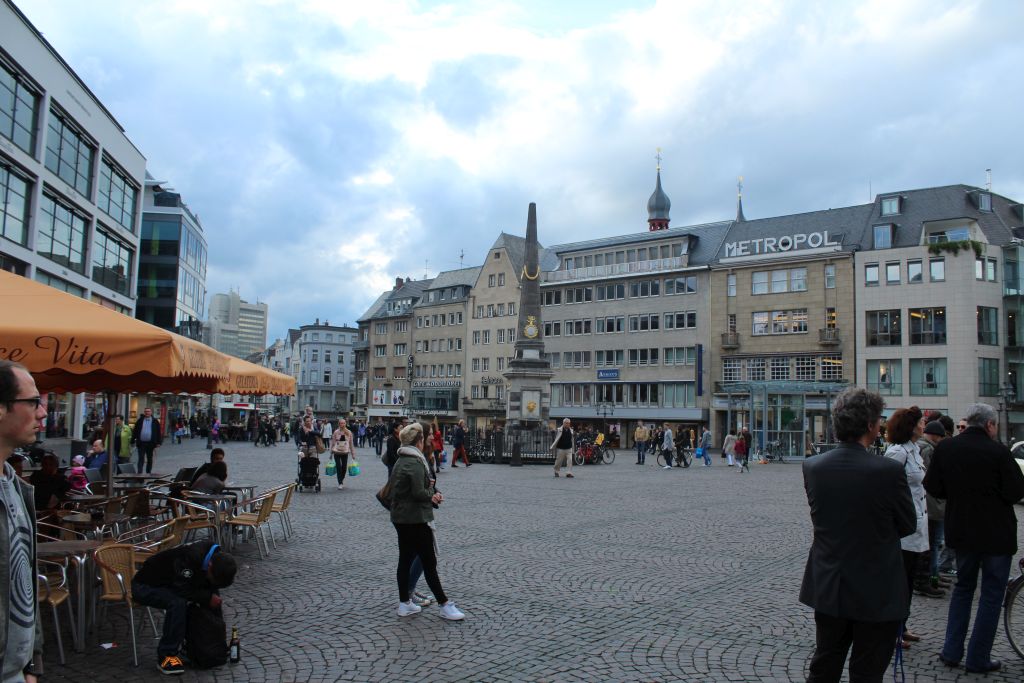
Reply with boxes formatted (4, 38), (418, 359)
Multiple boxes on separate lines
(510, 441), (522, 467)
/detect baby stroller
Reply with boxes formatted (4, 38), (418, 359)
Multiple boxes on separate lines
(296, 449), (322, 492)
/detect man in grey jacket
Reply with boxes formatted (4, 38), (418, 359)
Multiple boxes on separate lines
(0, 360), (46, 682)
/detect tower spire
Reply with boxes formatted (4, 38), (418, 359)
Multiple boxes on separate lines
(646, 149), (671, 231)
(736, 176), (746, 222)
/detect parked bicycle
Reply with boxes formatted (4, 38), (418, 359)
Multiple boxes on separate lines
(756, 440), (784, 464)
(1003, 556), (1024, 660)
(572, 438), (615, 465)
(470, 440), (494, 464)
(656, 448), (692, 468)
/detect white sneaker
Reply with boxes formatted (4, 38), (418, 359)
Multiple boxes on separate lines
(439, 601), (465, 621)
(337, 484), (345, 490)
(662, 465), (672, 469)
(397, 600), (421, 617)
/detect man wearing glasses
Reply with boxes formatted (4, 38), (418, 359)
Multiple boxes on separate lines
(925, 403), (1024, 673)
(0, 360), (47, 681)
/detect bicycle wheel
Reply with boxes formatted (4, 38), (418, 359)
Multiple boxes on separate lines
(1004, 576), (1024, 660)
(656, 451), (666, 467)
(476, 446), (494, 464)
(572, 450), (584, 466)
(680, 449), (692, 468)
(602, 447), (615, 464)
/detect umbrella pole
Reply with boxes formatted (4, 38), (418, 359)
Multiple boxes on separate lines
(104, 391), (119, 496)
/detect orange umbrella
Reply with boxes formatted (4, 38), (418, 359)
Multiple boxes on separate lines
(0, 269), (230, 393)
(218, 356), (295, 396)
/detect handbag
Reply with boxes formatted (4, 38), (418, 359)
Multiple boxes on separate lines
(325, 459), (336, 476)
(314, 436), (326, 454)
(348, 460), (360, 477)
(375, 479), (393, 510)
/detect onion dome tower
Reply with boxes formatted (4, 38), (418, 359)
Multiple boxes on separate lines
(647, 149), (671, 231)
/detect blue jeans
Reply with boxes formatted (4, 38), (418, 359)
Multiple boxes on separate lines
(940, 551), (1012, 668)
(927, 519), (944, 577)
(131, 580), (187, 658)
(409, 555), (424, 594)
(635, 440), (645, 463)
(701, 449), (711, 466)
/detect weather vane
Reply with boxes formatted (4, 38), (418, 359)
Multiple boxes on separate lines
(655, 147), (662, 172)
(738, 176), (743, 198)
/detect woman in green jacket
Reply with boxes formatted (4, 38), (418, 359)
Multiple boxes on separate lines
(390, 422), (464, 621)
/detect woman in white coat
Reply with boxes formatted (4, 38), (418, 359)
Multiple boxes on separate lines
(883, 406), (928, 648)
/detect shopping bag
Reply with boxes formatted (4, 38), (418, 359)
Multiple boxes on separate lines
(348, 460), (360, 477)
(325, 459), (336, 476)
(440, 450), (447, 463)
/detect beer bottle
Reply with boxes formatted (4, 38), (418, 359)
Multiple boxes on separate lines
(229, 627), (241, 663)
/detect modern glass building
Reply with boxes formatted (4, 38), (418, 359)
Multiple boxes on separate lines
(137, 174), (207, 338)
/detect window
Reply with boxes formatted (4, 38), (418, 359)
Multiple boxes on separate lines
(747, 358), (765, 381)
(866, 359), (902, 395)
(37, 193), (87, 273)
(664, 276), (697, 295)
(873, 224), (893, 249)
(976, 258), (985, 280)
(929, 258), (945, 282)
(629, 314), (660, 332)
(34, 270), (84, 297)
(662, 382), (696, 408)
(868, 313), (901, 350)
(375, 322), (388, 334)
(824, 264), (835, 289)
(395, 321), (408, 332)
(324, 369), (332, 384)
(481, 358), (490, 371)
(977, 306), (999, 345)
(825, 307), (837, 330)
(629, 280), (660, 298)
(795, 356), (816, 381)
(978, 192), (992, 212)
(482, 330), (491, 344)
(928, 226), (971, 244)
(987, 258), (997, 282)
(91, 227), (133, 295)
(910, 358), (947, 395)
(544, 321), (561, 337)
(508, 303), (515, 316)
(596, 283), (626, 300)
(324, 350), (332, 363)
(497, 329), (505, 344)
(0, 163), (31, 246)
(0, 61), (38, 154)
(978, 358), (1000, 396)
(880, 197), (900, 216)
(723, 359), (741, 382)
(752, 309), (808, 335)
(97, 158), (138, 232)
(770, 357), (790, 380)
(596, 316), (624, 334)
(498, 273), (505, 286)
(565, 287), (593, 304)
(886, 262), (900, 284)
(663, 311), (696, 329)
(627, 348), (659, 366)
(865, 264), (879, 286)
(311, 349), (319, 362)
(543, 290), (562, 305)
(752, 271), (769, 295)
(790, 268), (807, 292)
(472, 331), (480, 345)
(727, 313), (737, 333)
(907, 260), (922, 284)
(45, 109), (94, 196)
(374, 345), (386, 357)
(820, 354), (843, 380)
(727, 274), (736, 297)
(909, 307), (947, 345)
(486, 304), (494, 317)
(488, 274), (496, 287)
(497, 303), (505, 316)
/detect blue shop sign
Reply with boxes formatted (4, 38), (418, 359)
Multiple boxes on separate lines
(597, 369), (619, 380)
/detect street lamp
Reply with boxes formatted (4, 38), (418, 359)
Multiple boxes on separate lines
(1000, 380), (1016, 444)
(596, 402), (614, 420)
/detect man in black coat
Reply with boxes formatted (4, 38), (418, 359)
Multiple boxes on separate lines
(131, 540), (237, 675)
(131, 407), (162, 474)
(800, 388), (916, 682)
(923, 402), (1024, 674)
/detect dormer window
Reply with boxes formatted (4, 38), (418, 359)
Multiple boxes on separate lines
(978, 192), (992, 212)
(873, 224), (894, 249)
(881, 196), (901, 216)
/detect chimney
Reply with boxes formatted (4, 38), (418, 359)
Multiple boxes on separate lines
(315, 317), (320, 325)
(395, 277), (404, 289)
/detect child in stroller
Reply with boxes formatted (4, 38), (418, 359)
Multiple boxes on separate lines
(296, 448), (321, 492)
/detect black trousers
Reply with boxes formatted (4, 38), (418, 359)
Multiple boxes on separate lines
(394, 523), (447, 605)
(807, 612), (900, 683)
(333, 452), (349, 484)
(136, 443), (156, 473)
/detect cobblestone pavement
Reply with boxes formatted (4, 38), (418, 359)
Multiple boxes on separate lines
(40, 438), (1024, 682)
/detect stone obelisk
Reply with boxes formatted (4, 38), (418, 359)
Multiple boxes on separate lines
(503, 202), (553, 426)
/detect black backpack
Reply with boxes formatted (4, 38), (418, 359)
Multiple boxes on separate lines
(186, 603), (228, 668)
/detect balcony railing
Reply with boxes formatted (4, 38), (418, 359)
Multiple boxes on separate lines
(542, 256), (688, 283)
(866, 381), (903, 396)
(721, 331), (740, 349)
(818, 328), (840, 345)
(909, 382), (948, 396)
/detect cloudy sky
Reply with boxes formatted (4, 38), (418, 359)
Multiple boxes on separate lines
(16, 0), (1024, 341)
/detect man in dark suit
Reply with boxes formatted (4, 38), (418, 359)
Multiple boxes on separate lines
(800, 388), (916, 682)
(132, 407), (162, 474)
(924, 403), (1024, 674)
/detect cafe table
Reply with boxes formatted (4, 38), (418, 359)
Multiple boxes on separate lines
(37, 539), (104, 652)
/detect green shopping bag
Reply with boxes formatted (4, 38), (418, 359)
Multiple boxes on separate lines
(325, 459), (336, 476)
(347, 459), (360, 477)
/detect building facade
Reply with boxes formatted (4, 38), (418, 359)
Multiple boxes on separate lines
(205, 290), (269, 359)
(410, 267), (477, 425)
(292, 320), (357, 420)
(136, 174), (207, 339)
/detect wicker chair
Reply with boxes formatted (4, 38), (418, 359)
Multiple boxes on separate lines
(267, 483), (296, 540)
(225, 490), (278, 559)
(37, 558), (77, 663)
(93, 544), (145, 667)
